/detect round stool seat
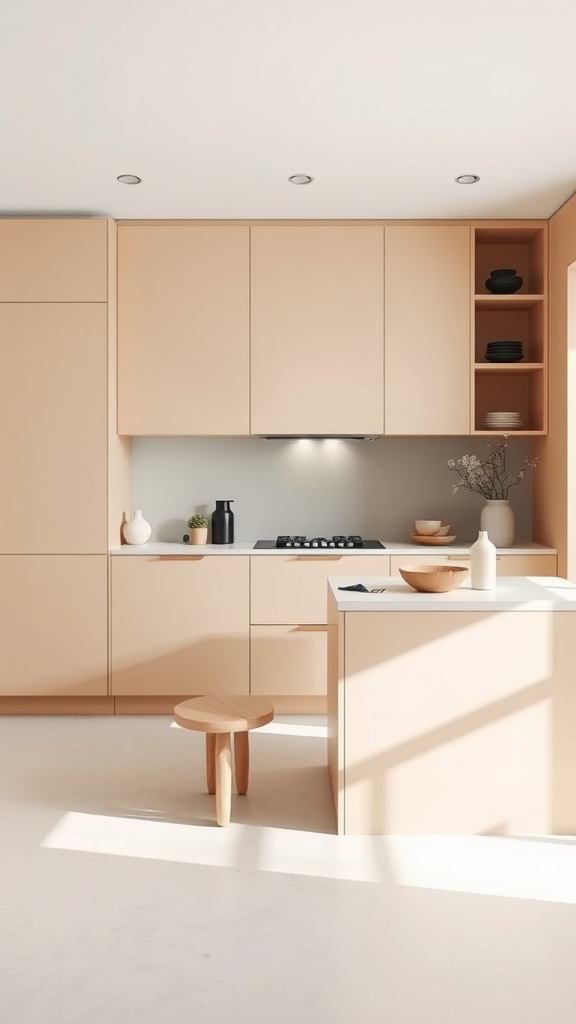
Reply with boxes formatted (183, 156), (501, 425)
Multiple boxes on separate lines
(174, 695), (275, 827)
(174, 695), (274, 733)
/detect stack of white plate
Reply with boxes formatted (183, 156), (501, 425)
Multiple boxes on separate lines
(483, 411), (522, 430)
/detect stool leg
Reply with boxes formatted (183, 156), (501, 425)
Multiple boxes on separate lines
(205, 733), (216, 795)
(215, 733), (232, 827)
(234, 731), (250, 795)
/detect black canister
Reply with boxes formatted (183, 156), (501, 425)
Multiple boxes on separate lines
(211, 500), (234, 544)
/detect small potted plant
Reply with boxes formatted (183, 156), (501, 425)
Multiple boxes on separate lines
(187, 513), (209, 545)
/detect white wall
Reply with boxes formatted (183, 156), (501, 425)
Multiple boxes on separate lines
(130, 436), (534, 544)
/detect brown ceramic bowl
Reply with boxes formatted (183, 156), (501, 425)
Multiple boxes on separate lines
(398, 564), (469, 594)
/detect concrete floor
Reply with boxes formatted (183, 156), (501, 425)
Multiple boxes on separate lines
(2, 713), (576, 1024)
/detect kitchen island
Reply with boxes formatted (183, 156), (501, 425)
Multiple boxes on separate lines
(327, 576), (576, 836)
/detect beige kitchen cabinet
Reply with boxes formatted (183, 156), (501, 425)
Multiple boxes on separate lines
(250, 553), (390, 702)
(250, 226), (384, 436)
(0, 219), (108, 302)
(111, 555), (249, 695)
(390, 552), (557, 576)
(251, 625), (327, 696)
(250, 554), (391, 625)
(384, 225), (471, 435)
(0, 556), (108, 696)
(117, 225), (250, 435)
(0, 303), (108, 553)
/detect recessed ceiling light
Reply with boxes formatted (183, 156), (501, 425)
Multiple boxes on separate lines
(117, 174), (142, 185)
(455, 174), (480, 185)
(289, 174), (314, 185)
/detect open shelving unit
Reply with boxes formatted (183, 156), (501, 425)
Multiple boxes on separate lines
(473, 225), (547, 435)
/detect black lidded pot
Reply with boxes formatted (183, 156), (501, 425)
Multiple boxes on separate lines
(211, 500), (234, 544)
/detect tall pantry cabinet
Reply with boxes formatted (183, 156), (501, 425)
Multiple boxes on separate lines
(0, 219), (119, 704)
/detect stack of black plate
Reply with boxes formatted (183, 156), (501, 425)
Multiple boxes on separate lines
(485, 340), (524, 363)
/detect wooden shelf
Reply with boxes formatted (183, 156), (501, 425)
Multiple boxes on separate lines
(475, 294), (544, 310)
(472, 430), (546, 437)
(475, 363), (544, 373)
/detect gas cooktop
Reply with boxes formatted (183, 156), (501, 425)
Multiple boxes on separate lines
(254, 536), (386, 549)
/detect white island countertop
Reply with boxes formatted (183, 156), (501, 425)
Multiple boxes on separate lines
(328, 575), (576, 611)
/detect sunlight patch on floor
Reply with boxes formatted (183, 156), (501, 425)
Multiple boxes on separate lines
(386, 835), (576, 905)
(39, 811), (377, 881)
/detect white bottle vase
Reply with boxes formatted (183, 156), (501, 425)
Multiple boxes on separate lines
(123, 509), (152, 545)
(470, 530), (497, 590)
(480, 499), (515, 547)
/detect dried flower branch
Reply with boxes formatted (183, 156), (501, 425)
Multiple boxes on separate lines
(447, 438), (537, 500)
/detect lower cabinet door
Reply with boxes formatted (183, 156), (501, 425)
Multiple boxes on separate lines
(250, 554), (391, 625)
(250, 625), (327, 696)
(111, 556), (250, 695)
(390, 553), (557, 576)
(0, 555), (108, 695)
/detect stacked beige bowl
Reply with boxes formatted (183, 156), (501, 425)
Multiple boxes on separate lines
(410, 520), (455, 545)
(483, 411), (522, 430)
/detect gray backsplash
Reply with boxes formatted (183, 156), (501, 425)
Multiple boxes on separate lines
(130, 436), (534, 544)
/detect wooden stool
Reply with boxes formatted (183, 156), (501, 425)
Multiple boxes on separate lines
(173, 695), (275, 826)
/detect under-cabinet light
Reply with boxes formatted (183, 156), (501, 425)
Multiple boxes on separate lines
(257, 434), (378, 441)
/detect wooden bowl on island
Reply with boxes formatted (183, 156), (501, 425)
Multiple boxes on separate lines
(399, 564), (469, 594)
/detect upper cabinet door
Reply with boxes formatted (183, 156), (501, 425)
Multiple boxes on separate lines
(384, 226), (472, 435)
(0, 304), (108, 553)
(0, 219), (108, 301)
(117, 225), (250, 435)
(250, 226), (384, 435)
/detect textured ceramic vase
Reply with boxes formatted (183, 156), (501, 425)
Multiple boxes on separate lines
(123, 509), (152, 545)
(480, 500), (515, 548)
(470, 530), (497, 590)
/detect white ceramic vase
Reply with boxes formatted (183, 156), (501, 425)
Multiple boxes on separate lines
(123, 509), (152, 545)
(480, 499), (515, 548)
(470, 530), (497, 590)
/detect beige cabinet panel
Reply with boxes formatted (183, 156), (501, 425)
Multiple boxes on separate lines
(384, 226), (471, 435)
(117, 225), (250, 435)
(251, 625), (327, 696)
(251, 226), (384, 435)
(0, 556), (108, 696)
(0, 304), (108, 553)
(390, 553), (557, 576)
(490, 554), (557, 575)
(0, 219), (108, 301)
(250, 554), (390, 624)
(111, 556), (249, 695)
(332, 607), (571, 834)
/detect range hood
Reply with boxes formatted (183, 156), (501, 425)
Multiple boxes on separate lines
(257, 434), (379, 441)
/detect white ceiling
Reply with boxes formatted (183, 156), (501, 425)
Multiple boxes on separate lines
(2, 0), (576, 221)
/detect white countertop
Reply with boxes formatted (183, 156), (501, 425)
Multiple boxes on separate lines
(328, 575), (576, 611)
(110, 541), (556, 556)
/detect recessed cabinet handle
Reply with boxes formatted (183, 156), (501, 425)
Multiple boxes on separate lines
(152, 555), (205, 561)
(447, 555), (502, 561)
(294, 555), (343, 561)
